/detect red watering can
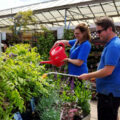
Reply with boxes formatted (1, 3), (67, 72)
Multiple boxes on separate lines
(40, 42), (67, 67)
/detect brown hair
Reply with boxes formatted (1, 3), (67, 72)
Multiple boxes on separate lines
(75, 23), (91, 41)
(95, 16), (116, 32)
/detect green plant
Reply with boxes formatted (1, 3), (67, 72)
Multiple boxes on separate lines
(36, 88), (61, 120)
(60, 79), (92, 115)
(0, 44), (53, 119)
(37, 25), (56, 60)
(9, 10), (36, 44)
(74, 81), (91, 115)
(63, 29), (74, 40)
(63, 29), (75, 57)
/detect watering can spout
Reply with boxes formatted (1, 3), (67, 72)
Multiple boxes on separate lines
(40, 61), (52, 64)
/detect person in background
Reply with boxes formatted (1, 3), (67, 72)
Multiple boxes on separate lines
(78, 17), (120, 120)
(54, 23), (91, 89)
(1, 43), (8, 52)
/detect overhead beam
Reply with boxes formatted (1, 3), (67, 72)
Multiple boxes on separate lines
(34, 0), (114, 13)
(0, 0), (114, 19)
(0, 13), (119, 29)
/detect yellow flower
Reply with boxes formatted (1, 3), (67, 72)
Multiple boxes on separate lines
(42, 74), (47, 79)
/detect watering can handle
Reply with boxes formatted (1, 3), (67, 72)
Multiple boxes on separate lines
(50, 42), (65, 53)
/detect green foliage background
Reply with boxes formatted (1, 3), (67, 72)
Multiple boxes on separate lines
(37, 25), (56, 60)
(9, 10), (36, 44)
(0, 44), (52, 119)
(36, 88), (61, 120)
(0, 27), (92, 120)
(63, 29), (74, 40)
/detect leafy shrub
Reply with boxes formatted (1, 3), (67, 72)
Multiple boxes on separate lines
(37, 26), (56, 60)
(36, 88), (61, 120)
(59, 79), (91, 115)
(0, 44), (52, 119)
(63, 29), (74, 40)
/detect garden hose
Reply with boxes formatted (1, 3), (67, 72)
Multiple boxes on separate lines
(41, 72), (96, 90)
(42, 72), (96, 83)
(42, 72), (79, 79)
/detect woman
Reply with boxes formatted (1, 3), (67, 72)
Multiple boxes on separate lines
(54, 23), (91, 88)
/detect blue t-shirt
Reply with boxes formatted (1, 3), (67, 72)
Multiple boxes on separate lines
(68, 39), (91, 75)
(96, 36), (120, 97)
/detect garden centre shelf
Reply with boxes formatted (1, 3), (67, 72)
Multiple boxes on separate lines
(87, 41), (105, 100)
(88, 43), (104, 72)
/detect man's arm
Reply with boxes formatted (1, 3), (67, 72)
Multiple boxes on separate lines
(78, 65), (115, 80)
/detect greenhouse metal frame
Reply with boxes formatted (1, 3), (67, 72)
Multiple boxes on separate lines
(0, 0), (120, 31)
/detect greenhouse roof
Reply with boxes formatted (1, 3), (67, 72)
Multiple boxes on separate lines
(0, 0), (120, 31)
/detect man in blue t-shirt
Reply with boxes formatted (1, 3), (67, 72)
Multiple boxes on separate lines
(79, 17), (120, 120)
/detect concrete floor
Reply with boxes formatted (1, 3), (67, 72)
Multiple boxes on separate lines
(90, 100), (120, 120)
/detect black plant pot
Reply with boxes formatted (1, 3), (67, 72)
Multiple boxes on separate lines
(21, 101), (39, 120)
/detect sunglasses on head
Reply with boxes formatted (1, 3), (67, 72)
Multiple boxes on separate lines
(96, 28), (106, 34)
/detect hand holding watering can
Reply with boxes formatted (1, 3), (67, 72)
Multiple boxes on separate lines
(40, 42), (68, 67)
(53, 41), (70, 62)
(53, 40), (71, 63)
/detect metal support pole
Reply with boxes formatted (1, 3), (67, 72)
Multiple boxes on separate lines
(67, 21), (71, 29)
(0, 33), (2, 57)
(64, 9), (67, 30)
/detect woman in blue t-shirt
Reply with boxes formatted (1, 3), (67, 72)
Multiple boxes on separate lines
(54, 23), (91, 88)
